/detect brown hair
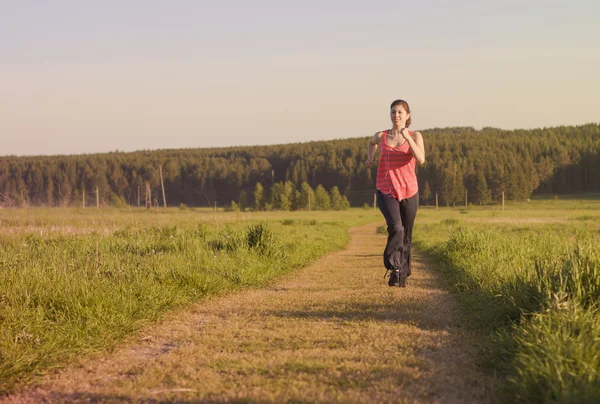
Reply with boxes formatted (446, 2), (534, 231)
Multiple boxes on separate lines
(390, 99), (411, 128)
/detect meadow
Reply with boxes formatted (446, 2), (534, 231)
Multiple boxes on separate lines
(2, 197), (600, 402)
(0, 206), (380, 394)
(414, 195), (600, 403)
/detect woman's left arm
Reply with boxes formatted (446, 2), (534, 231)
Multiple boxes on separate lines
(401, 129), (425, 164)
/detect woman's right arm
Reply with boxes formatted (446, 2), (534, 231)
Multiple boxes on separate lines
(366, 132), (382, 168)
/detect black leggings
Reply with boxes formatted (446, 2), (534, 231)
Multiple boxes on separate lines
(376, 190), (419, 277)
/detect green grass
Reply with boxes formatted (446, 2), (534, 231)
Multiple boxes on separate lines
(0, 207), (380, 394)
(414, 199), (600, 403)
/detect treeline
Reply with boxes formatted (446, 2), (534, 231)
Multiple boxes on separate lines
(229, 182), (350, 212)
(0, 124), (599, 208)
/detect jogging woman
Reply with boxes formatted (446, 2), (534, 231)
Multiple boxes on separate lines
(365, 99), (425, 287)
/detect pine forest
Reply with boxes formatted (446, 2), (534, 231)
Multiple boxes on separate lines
(1, 124), (599, 210)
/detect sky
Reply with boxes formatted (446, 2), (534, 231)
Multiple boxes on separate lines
(1, 0), (599, 156)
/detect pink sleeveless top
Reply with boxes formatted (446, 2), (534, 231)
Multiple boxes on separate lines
(376, 130), (418, 200)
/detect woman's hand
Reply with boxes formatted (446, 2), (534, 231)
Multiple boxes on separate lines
(365, 159), (373, 168)
(400, 128), (411, 140)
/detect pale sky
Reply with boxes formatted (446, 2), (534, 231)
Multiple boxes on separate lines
(1, 0), (599, 156)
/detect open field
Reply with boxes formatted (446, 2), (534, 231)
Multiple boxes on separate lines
(1, 197), (600, 401)
(0, 207), (381, 237)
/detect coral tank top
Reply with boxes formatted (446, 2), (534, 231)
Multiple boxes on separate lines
(376, 129), (418, 200)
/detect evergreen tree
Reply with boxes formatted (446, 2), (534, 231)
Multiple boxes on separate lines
(270, 181), (295, 211)
(239, 190), (248, 211)
(298, 181), (314, 210)
(474, 170), (491, 205)
(253, 182), (264, 211)
(330, 186), (350, 210)
(439, 168), (453, 207)
(314, 185), (331, 210)
(422, 181), (431, 206)
(452, 168), (466, 207)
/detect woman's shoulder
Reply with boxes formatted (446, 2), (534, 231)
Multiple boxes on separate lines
(369, 130), (387, 145)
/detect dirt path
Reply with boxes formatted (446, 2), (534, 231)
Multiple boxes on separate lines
(5, 223), (493, 403)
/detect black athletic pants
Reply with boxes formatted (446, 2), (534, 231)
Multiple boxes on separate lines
(376, 190), (419, 277)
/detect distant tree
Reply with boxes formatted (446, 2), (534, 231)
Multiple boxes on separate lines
(44, 176), (55, 206)
(297, 181), (314, 210)
(270, 181), (295, 211)
(253, 182), (264, 211)
(452, 168), (466, 207)
(438, 168), (453, 207)
(314, 184), (331, 210)
(330, 186), (350, 210)
(239, 190), (248, 211)
(422, 181), (431, 206)
(474, 170), (491, 205)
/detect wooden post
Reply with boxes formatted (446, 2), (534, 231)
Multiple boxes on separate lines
(435, 193), (439, 210)
(159, 165), (167, 208)
(82, 188), (85, 208)
(214, 201), (217, 228)
(96, 186), (99, 208)
(502, 191), (505, 211)
(308, 188), (311, 211)
(137, 186), (140, 207)
(465, 189), (468, 209)
(145, 182), (151, 209)
(373, 192), (376, 210)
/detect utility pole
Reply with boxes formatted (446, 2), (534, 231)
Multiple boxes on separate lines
(145, 182), (151, 209)
(159, 165), (167, 208)
(21, 190), (28, 208)
(214, 201), (218, 228)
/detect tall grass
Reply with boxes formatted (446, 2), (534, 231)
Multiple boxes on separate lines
(0, 211), (368, 394)
(414, 213), (600, 403)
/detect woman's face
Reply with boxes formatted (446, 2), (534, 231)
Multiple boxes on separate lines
(390, 105), (409, 127)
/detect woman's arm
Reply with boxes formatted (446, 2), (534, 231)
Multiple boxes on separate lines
(365, 132), (382, 167)
(401, 129), (425, 164)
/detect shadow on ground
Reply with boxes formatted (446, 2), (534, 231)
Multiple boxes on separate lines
(266, 299), (456, 331)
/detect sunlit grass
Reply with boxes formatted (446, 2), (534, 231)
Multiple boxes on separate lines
(3, 198), (600, 400)
(414, 197), (600, 403)
(0, 207), (380, 394)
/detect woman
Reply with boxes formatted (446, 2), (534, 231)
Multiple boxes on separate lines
(365, 99), (425, 287)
